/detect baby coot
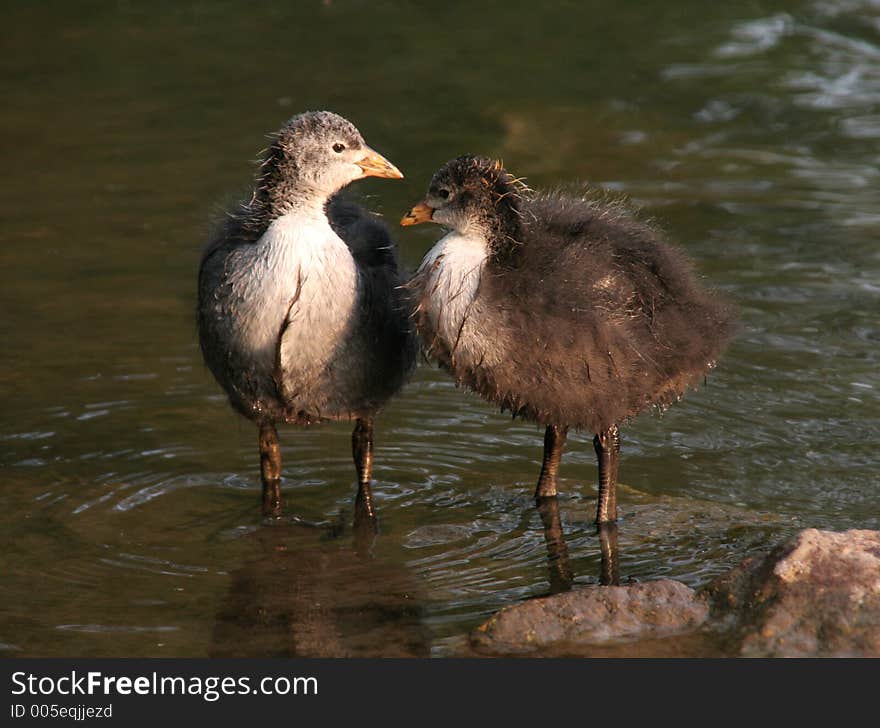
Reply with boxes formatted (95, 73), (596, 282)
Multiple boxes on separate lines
(198, 111), (416, 518)
(402, 156), (735, 523)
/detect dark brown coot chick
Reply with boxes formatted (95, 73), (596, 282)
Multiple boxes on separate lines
(402, 155), (735, 523)
(198, 111), (417, 518)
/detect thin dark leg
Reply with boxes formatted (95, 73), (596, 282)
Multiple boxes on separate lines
(597, 522), (620, 586)
(352, 417), (374, 486)
(352, 418), (377, 555)
(259, 422), (282, 519)
(534, 425), (568, 498)
(593, 424), (620, 524)
(535, 495), (574, 594)
(353, 482), (378, 556)
(354, 480), (376, 522)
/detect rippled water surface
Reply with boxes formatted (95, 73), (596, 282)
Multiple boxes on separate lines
(2, 0), (878, 657)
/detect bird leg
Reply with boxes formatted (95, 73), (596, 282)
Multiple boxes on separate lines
(534, 424), (568, 498)
(597, 522), (620, 586)
(536, 495), (574, 594)
(259, 422), (282, 519)
(594, 424), (621, 524)
(352, 418), (378, 552)
(353, 482), (378, 556)
(352, 417), (374, 486)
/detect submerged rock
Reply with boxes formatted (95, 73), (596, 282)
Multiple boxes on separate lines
(706, 528), (880, 657)
(472, 579), (709, 655)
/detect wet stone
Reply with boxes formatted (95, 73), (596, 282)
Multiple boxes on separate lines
(472, 529), (880, 658)
(706, 528), (880, 657)
(472, 579), (709, 655)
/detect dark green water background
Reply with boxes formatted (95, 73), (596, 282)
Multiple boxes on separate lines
(2, 0), (878, 657)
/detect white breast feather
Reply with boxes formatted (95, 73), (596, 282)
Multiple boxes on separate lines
(231, 212), (358, 377)
(418, 230), (488, 352)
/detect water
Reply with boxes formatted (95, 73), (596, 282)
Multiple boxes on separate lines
(1, 0), (878, 657)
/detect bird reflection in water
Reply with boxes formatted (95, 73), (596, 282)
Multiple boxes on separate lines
(211, 482), (428, 657)
(535, 496), (620, 592)
(351, 479), (378, 557)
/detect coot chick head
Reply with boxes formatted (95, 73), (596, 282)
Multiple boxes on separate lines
(401, 155), (524, 252)
(260, 111), (402, 207)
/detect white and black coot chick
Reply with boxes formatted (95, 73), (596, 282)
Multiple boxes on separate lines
(402, 156), (736, 523)
(198, 111), (417, 518)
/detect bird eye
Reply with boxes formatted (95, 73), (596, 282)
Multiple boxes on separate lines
(332, 142), (346, 153)
(438, 188), (450, 199)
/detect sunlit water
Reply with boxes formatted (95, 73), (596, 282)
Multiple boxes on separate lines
(1, 1), (878, 657)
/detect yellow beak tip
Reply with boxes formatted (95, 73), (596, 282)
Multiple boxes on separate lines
(356, 150), (403, 180)
(400, 202), (434, 226)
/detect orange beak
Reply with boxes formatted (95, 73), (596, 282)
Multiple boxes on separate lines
(356, 147), (404, 179)
(400, 201), (434, 226)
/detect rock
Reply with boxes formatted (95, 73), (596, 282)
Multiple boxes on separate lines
(706, 528), (880, 657)
(472, 579), (709, 655)
(471, 528), (880, 658)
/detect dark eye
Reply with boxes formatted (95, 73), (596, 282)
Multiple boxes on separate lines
(438, 188), (450, 199)
(332, 142), (346, 153)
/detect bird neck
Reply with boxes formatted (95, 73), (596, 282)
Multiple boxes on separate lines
(253, 156), (330, 219)
(230, 183), (329, 248)
(483, 198), (523, 268)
